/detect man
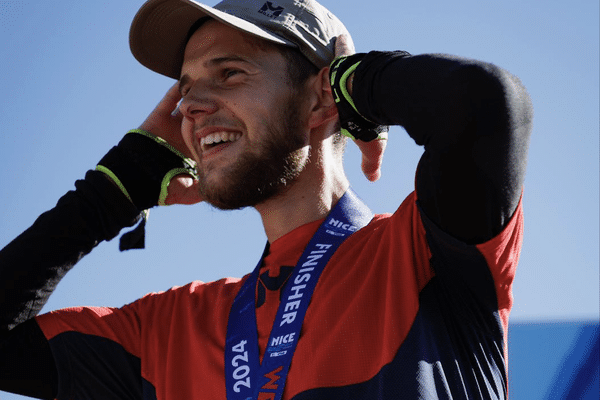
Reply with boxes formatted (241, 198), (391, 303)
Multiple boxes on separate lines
(0, 0), (533, 399)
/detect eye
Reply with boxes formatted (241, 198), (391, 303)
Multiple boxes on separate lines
(223, 68), (243, 79)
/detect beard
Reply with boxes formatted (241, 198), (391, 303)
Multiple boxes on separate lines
(196, 95), (308, 210)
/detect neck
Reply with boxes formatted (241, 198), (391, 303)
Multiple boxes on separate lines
(255, 149), (348, 243)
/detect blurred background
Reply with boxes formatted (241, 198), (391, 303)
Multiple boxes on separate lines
(0, 0), (598, 398)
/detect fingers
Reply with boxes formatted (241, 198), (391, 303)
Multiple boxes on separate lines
(334, 34), (356, 59)
(141, 83), (182, 128)
(355, 135), (388, 182)
(139, 84), (191, 158)
(149, 82), (183, 119)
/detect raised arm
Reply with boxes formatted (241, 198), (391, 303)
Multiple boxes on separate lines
(0, 171), (140, 332)
(0, 86), (200, 398)
(350, 51), (533, 243)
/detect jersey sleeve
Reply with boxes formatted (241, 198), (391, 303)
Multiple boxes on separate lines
(417, 194), (524, 363)
(33, 277), (243, 400)
(35, 304), (145, 400)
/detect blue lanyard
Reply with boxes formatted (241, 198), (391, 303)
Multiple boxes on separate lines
(225, 189), (373, 400)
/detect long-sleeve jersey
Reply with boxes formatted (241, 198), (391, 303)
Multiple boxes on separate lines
(0, 51), (533, 399)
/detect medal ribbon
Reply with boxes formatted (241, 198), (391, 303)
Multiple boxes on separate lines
(225, 189), (373, 400)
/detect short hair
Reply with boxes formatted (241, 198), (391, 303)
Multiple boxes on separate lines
(277, 45), (319, 86)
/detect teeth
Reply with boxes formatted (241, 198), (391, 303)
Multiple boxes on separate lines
(200, 132), (242, 149)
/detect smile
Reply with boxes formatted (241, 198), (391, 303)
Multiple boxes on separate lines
(200, 131), (242, 152)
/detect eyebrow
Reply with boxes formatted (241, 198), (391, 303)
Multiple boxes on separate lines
(178, 55), (255, 92)
(206, 55), (253, 67)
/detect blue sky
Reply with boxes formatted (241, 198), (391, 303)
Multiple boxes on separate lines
(0, 0), (597, 349)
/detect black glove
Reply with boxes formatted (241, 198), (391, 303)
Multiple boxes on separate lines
(97, 129), (196, 211)
(329, 53), (389, 142)
(96, 130), (196, 250)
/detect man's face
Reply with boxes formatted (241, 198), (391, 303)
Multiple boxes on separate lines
(179, 20), (311, 210)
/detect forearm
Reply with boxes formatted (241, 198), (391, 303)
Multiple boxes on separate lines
(0, 169), (138, 398)
(353, 51), (533, 243)
(0, 127), (196, 332)
(0, 170), (139, 332)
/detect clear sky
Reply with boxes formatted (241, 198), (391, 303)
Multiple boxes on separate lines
(0, 0), (598, 366)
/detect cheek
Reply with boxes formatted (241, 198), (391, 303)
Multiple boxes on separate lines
(221, 98), (269, 140)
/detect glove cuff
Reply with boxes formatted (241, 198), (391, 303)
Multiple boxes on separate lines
(97, 130), (196, 210)
(330, 54), (388, 142)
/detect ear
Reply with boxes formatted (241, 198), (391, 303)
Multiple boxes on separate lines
(307, 67), (339, 129)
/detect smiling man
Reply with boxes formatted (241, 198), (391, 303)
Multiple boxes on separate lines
(0, 0), (533, 399)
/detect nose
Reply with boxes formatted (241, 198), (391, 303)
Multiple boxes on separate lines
(180, 84), (219, 119)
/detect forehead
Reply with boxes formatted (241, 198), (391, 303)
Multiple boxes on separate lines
(182, 20), (283, 69)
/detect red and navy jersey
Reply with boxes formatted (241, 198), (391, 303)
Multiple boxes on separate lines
(36, 191), (523, 399)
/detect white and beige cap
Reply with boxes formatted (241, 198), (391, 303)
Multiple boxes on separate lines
(129, 0), (353, 80)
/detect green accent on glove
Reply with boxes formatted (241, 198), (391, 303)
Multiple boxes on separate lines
(337, 59), (362, 117)
(95, 165), (133, 204)
(127, 129), (197, 206)
(96, 129), (197, 210)
(129, 129), (188, 160)
(158, 167), (195, 206)
(329, 54), (389, 142)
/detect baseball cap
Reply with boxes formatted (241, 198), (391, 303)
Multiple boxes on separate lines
(129, 0), (353, 80)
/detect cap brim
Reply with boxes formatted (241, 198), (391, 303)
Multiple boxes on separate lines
(130, 0), (295, 80)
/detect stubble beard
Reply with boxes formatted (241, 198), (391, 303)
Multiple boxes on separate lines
(196, 95), (308, 210)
